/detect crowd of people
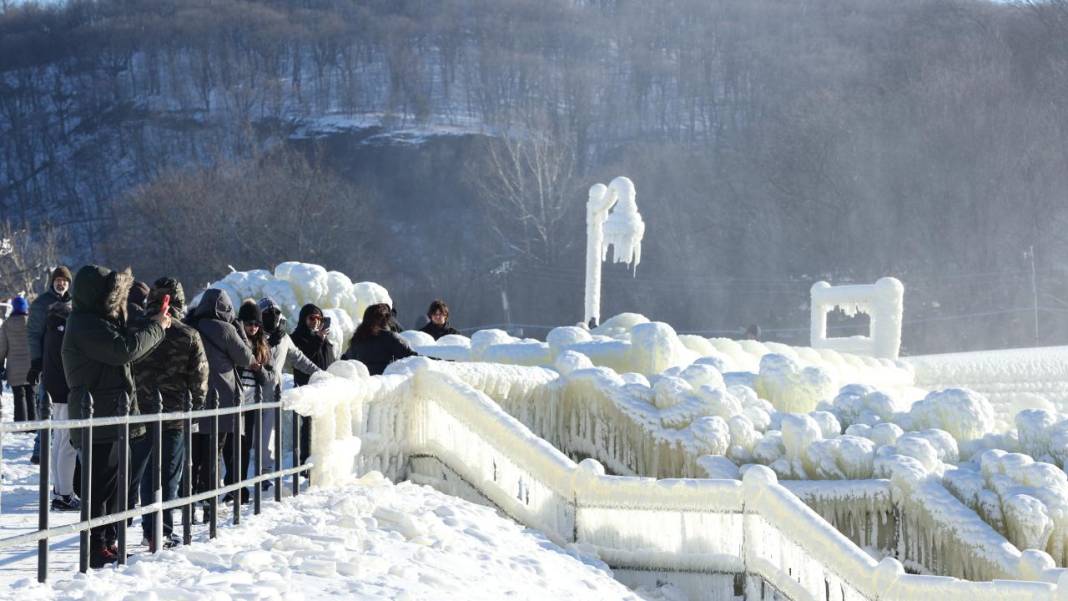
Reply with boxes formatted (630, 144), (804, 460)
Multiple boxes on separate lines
(1, 263), (458, 568)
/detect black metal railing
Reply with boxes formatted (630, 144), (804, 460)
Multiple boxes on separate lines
(0, 382), (311, 582)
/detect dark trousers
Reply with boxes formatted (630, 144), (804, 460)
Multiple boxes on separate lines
(128, 435), (151, 512)
(191, 432), (228, 495)
(13, 384), (36, 422)
(223, 431), (252, 500)
(83, 441), (119, 557)
(141, 429), (185, 539)
(300, 415), (312, 465)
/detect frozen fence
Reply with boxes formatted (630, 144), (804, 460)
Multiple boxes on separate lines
(293, 360), (1068, 600)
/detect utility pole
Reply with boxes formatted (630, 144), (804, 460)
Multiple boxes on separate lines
(1028, 245), (1039, 344)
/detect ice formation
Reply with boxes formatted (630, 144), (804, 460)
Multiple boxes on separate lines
(196, 262), (392, 352)
(190, 263), (1068, 593)
(584, 176), (645, 326)
(810, 277), (904, 359)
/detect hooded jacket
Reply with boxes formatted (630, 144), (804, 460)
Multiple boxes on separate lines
(188, 289), (254, 433)
(133, 282), (210, 429)
(255, 298), (320, 403)
(42, 301), (71, 404)
(0, 310), (30, 386)
(62, 265), (165, 444)
(289, 303), (338, 386)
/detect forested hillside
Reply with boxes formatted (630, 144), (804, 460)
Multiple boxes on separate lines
(3, 0), (1068, 352)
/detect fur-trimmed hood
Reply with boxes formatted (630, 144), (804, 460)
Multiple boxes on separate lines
(71, 265), (133, 321)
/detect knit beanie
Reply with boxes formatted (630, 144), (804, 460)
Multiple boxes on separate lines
(51, 266), (72, 284)
(11, 296), (29, 315)
(238, 300), (262, 325)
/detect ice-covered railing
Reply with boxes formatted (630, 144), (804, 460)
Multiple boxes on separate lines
(285, 360), (1068, 600)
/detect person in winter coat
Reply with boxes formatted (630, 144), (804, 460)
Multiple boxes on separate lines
(131, 278), (209, 548)
(27, 266), (72, 386)
(256, 298), (320, 478)
(419, 299), (459, 340)
(232, 300), (269, 499)
(123, 278), (155, 521)
(344, 303), (417, 376)
(28, 266), (72, 465)
(186, 289), (255, 510)
(0, 296), (34, 421)
(42, 300), (80, 511)
(61, 265), (170, 569)
(289, 303), (339, 465)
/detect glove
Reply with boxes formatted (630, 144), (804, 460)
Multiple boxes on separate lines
(26, 358), (42, 386)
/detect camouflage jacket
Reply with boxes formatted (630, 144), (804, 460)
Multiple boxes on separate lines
(133, 309), (209, 430)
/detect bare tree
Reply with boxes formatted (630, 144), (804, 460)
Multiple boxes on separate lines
(471, 116), (582, 269)
(0, 219), (62, 300)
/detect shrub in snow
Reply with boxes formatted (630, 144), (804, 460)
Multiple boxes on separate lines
(690, 416), (730, 455)
(908, 388), (995, 445)
(555, 350), (594, 376)
(755, 354), (835, 414)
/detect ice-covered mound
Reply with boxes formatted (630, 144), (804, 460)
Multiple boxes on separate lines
(194, 262), (392, 352)
(755, 354), (835, 413)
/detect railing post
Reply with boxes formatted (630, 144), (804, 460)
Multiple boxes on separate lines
(151, 390), (163, 552)
(291, 401), (300, 497)
(182, 390), (193, 547)
(274, 382), (282, 502)
(78, 391), (94, 573)
(37, 391), (53, 583)
(209, 387), (219, 539)
(116, 392), (129, 565)
(253, 383), (263, 515)
(233, 397), (242, 526)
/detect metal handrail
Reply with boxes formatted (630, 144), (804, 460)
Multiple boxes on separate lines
(0, 383), (310, 582)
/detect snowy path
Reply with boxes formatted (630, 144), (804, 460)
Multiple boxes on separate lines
(0, 388), (673, 601)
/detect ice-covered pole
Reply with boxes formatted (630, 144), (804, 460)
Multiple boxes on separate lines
(584, 177), (644, 327)
(584, 183), (616, 327)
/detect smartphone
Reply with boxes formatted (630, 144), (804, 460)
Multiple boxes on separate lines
(323, 316), (332, 329)
(160, 294), (171, 315)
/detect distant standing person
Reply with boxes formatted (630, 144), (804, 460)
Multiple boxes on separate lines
(42, 299), (80, 511)
(27, 266), (72, 464)
(257, 298), (320, 475)
(186, 289), (255, 516)
(344, 303), (417, 376)
(289, 303), (338, 465)
(0, 296), (33, 422)
(132, 278), (208, 549)
(62, 265), (169, 569)
(419, 299), (459, 340)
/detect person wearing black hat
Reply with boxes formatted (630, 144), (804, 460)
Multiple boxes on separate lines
(126, 281), (151, 326)
(289, 303), (339, 465)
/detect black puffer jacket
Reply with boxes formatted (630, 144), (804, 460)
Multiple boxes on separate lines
(419, 321), (459, 341)
(187, 289), (254, 433)
(42, 301), (71, 405)
(62, 265), (166, 444)
(134, 283), (209, 430)
(290, 303), (338, 386)
(343, 330), (416, 376)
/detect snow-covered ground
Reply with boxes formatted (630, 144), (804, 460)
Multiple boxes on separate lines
(0, 387), (674, 601)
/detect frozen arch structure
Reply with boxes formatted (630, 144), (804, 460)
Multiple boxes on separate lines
(810, 277), (904, 360)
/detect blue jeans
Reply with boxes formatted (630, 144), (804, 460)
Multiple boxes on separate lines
(141, 430), (185, 540)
